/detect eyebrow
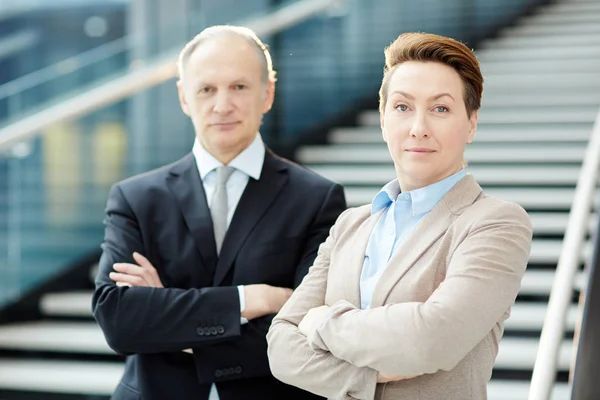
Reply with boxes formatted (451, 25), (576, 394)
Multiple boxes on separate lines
(392, 91), (455, 101)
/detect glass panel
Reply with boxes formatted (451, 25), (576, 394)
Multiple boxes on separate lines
(0, 0), (272, 126)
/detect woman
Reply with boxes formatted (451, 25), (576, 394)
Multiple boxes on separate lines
(266, 32), (533, 400)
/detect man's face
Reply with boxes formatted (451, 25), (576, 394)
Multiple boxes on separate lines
(177, 35), (274, 162)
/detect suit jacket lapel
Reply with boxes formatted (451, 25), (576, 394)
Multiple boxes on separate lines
(166, 153), (218, 277)
(370, 174), (483, 307)
(212, 150), (288, 286)
(342, 209), (384, 308)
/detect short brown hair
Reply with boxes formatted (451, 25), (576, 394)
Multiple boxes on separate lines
(378, 32), (483, 117)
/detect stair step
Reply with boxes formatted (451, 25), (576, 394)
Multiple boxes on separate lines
(481, 59), (600, 74)
(310, 165), (582, 186)
(524, 10), (600, 25)
(487, 380), (569, 400)
(329, 126), (592, 144)
(520, 270), (585, 296)
(505, 303), (578, 331)
(502, 23), (600, 37)
(540, 1), (600, 14)
(40, 291), (93, 318)
(344, 187), (598, 210)
(495, 337), (573, 371)
(484, 74), (600, 90)
(0, 359), (122, 395)
(0, 321), (113, 354)
(481, 93), (600, 107)
(530, 239), (590, 264)
(297, 144), (586, 164)
(482, 34), (600, 49)
(479, 47), (600, 62)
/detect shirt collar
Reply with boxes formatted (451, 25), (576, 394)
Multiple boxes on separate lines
(192, 133), (265, 181)
(371, 169), (467, 216)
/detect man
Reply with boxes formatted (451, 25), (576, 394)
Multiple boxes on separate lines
(92, 25), (346, 400)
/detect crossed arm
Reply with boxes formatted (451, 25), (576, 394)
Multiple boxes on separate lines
(267, 202), (532, 396)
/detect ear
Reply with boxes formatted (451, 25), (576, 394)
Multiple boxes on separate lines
(262, 81), (276, 113)
(177, 80), (191, 117)
(381, 112), (388, 143)
(466, 110), (478, 144)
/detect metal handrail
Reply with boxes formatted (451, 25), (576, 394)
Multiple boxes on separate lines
(528, 108), (600, 399)
(0, 0), (344, 151)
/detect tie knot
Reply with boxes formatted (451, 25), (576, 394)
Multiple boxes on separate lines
(216, 165), (235, 184)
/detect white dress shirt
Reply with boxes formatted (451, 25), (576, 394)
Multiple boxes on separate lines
(192, 134), (265, 324)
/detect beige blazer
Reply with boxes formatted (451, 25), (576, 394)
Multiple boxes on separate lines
(267, 174), (533, 400)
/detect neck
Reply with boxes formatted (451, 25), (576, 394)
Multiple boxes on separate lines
(398, 164), (464, 192)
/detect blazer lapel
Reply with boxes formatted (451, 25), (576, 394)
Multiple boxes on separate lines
(370, 174), (483, 307)
(212, 150), (288, 286)
(166, 153), (218, 276)
(342, 209), (385, 308)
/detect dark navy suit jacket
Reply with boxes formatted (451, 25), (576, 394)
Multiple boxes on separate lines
(92, 149), (346, 400)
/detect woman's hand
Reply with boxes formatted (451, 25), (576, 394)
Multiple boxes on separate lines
(377, 372), (417, 383)
(298, 305), (330, 337)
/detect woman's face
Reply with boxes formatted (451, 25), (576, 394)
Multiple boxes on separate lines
(381, 61), (478, 192)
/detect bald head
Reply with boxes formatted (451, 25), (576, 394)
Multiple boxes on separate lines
(177, 25), (277, 86)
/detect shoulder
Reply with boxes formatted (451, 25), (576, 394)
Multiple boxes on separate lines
(330, 204), (372, 234)
(111, 154), (192, 199)
(461, 193), (532, 232)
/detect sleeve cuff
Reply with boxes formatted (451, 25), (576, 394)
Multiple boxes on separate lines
(238, 285), (248, 325)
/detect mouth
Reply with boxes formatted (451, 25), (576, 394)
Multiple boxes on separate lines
(210, 121), (240, 130)
(405, 148), (435, 153)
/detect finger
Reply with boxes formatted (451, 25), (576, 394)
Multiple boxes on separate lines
(133, 253), (164, 288)
(113, 263), (144, 276)
(133, 252), (153, 269)
(116, 281), (132, 287)
(109, 272), (146, 287)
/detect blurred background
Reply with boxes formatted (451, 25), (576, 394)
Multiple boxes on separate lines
(0, 0), (599, 399)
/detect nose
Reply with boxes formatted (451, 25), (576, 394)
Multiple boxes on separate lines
(213, 91), (233, 115)
(410, 113), (430, 139)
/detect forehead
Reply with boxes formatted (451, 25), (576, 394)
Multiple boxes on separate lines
(388, 61), (464, 98)
(185, 35), (262, 83)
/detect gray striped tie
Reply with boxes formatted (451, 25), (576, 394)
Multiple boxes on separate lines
(211, 166), (235, 255)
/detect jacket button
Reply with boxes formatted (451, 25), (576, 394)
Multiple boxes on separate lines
(215, 370), (223, 378)
(217, 326), (225, 335)
(203, 327), (211, 336)
(210, 327), (218, 336)
(235, 366), (242, 374)
(196, 327), (205, 336)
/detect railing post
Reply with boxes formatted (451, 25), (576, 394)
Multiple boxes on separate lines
(529, 109), (600, 399)
(570, 209), (600, 399)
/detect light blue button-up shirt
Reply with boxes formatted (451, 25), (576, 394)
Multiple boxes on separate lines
(359, 169), (467, 310)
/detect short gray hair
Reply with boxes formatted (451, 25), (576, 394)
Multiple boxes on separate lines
(177, 25), (277, 85)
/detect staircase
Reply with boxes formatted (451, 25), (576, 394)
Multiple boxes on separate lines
(297, 1), (600, 398)
(0, 0), (598, 398)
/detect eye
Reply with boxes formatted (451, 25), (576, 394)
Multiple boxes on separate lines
(233, 84), (246, 90)
(198, 87), (212, 94)
(395, 104), (409, 112)
(434, 106), (449, 113)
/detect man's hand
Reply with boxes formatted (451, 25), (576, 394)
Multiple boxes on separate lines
(298, 305), (330, 337)
(377, 372), (417, 383)
(109, 252), (164, 288)
(242, 284), (292, 321)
